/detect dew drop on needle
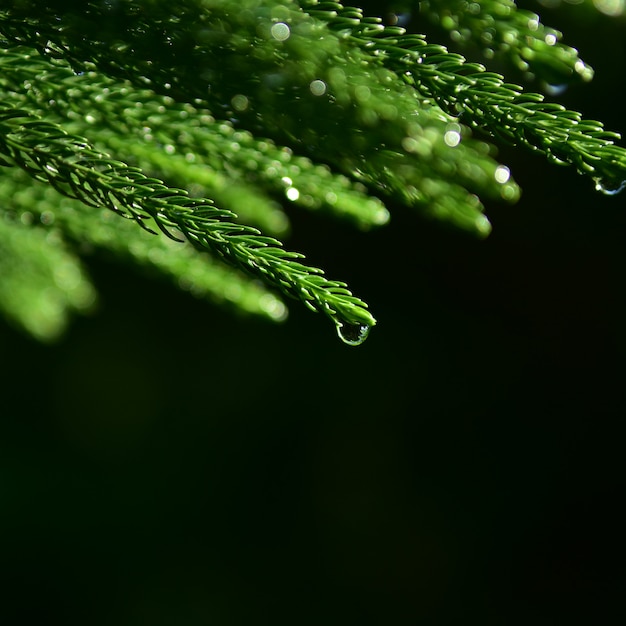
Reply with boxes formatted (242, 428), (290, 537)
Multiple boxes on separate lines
(336, 322), (371, 346)
(594, 178), (626, 196)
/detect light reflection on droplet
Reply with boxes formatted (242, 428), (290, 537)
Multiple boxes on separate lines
(543, 83), (568, 96)
(444, 131), (461, 147)
(336, 322), (371, 346)
(270, 22), (291, 41)
(495, 165), (511, 184)
(309, 79), (327, 96)
(574, 60), (593, 81)
(386, 12), (411, 26)
(444, 125), (461, 147)
(286, 187), (300, 201)
(594, 178), (626, 195)
(544, 33), (558, 46)
(231, 94), (249, 111)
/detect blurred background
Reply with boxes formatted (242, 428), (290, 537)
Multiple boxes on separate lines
(2, 2), (626, 624)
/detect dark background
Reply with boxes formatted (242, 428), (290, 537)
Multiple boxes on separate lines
(1, 3), (626, 625)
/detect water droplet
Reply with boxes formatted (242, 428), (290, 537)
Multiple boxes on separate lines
(336, 322), (371, 346)
(285, 187), (300, 201)
(386, 12), (411, 26)
(544, 33), (558, 46)
(443, 124), (461, 148)
(231, 94), (249, 111)
(594, 178), (626, 196)
(270, 22), (290, 41)
(527, 17), (539, 31)
(309, 80), (327, 96)
(574, 59), (594, 81)
(494, 165), (511, 184)
(543, 83), (568, 96)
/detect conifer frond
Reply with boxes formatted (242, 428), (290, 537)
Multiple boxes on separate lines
(301, 1), (626, 192)
(0, 1), (623, 344)
(0, 0), (519, 234)
(0, 104), (375, 335)
(419, 0), (594, 84)
(0, 47), (388, 232)
(0, 169), (289, 330)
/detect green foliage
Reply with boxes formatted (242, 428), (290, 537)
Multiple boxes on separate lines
(419, 0), (594, 84)
(0, 0), (624, 344)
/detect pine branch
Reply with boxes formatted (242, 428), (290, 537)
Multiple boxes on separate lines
(0, 169), (289, 331)
(1, 1), (624, 344)
(419, 0), (594, 84)
(0, 104), (376, 339)
(0, 0), (520, 234)
(300, 0), (626, 193)
(0, 47), (388, 232)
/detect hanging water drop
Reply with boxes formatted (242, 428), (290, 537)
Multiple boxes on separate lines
(594, 178), (626, 196)
(336, 322), (371, 346)
(543, 83), (568, 96)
